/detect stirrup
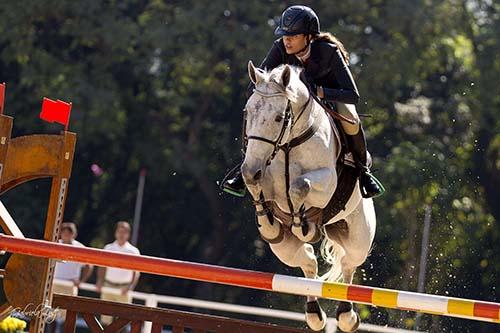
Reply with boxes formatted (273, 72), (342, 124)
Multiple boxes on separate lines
(220, 163), (246, 197)
(222, 186), (246, 197)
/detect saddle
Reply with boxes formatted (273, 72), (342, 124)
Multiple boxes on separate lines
(268, 114), (360, 227)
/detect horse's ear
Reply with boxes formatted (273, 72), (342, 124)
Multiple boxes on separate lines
(281, 65), (291, 88)
(248, 60), (258, 84)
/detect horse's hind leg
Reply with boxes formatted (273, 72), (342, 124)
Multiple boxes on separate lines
(269, 231), (326, 331)
(327, 198), (376, 332)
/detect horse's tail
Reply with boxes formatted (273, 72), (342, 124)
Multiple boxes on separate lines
(319, 232), (345, 282)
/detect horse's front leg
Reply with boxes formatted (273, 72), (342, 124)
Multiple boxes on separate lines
(269, 231), (326, 331)
(253, 196), (284, 244)
(289, 167), (336, 242)
(246, 182), (284, 244)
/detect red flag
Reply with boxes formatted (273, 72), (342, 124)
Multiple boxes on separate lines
(0, 83), (5, 115)
(40, 97), (72, 130)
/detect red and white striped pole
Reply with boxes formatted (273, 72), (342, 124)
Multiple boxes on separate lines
(0, 234), (498, 324)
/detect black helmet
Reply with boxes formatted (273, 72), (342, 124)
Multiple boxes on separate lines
(274, 5), (320, 37)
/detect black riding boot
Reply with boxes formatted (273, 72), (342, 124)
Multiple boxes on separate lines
(348, 126), (385, 198)
(221, 161), (246, 197)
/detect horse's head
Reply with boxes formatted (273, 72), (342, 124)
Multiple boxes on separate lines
(242, 61), (309, 193)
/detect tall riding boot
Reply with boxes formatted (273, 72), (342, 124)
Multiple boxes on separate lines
(347, 126), (385, 198)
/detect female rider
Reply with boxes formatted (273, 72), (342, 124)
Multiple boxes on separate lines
(222, 5), (384, 199)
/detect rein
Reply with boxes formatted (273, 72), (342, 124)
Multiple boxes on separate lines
(297, 70), (357, 125)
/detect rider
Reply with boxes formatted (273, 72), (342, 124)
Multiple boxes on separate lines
(222, 5), (384, 199)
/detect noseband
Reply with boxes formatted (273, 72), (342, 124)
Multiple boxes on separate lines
(247, 82), (312, 166)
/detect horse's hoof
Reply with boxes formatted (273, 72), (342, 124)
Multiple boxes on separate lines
(305, 301), (326, 331)
(291, 222), (320, 243)
(337, 310), (360, 332)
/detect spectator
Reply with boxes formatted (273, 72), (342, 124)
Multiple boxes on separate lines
(96, 221), (140, 325)
(52, 223), (93, 319)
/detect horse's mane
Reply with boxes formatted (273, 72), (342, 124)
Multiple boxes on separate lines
(264, 65), (303, 87)
(251, 64), (306, 103)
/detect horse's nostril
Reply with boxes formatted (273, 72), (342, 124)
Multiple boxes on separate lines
(253, 170), (262, 181)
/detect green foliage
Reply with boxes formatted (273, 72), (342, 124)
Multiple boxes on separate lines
(0, 0), (498, 331)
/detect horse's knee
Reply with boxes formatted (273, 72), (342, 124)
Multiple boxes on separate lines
(289, 177), (311, 205)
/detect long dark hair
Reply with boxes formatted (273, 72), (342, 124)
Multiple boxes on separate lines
(313, 32), (350, 63)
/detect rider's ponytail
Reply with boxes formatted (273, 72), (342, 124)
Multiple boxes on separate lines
(313, 32), (350, 64)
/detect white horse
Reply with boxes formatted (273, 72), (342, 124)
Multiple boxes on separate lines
(242, 61), (376, 332)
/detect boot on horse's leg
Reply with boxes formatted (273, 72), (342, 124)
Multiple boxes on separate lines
(221, 161), (246, 197)
(347, 126), (385, 198)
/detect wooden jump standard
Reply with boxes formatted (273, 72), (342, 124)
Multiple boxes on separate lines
(0, 234), (498, 324)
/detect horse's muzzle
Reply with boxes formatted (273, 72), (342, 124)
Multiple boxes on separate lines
(241, 160), (265, 187)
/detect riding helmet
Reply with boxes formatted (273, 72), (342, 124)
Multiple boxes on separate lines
(274, 5), (320, 37)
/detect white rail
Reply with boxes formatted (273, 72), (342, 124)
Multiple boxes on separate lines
(53, 279), (425, 333)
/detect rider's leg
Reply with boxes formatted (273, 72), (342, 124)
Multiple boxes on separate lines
(337, 103), (385, 198)
(221, 110), (247, 197)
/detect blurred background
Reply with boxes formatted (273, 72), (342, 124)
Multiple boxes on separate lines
(0, 0), (498, 332)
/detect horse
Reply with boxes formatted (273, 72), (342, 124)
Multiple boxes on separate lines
(241, 61), (376, 332)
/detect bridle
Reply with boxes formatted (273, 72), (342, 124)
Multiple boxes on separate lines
(246, 81), (319, 233)
(246, 82), (313, 166)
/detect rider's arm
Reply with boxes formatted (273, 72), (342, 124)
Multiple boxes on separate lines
(321, 46), (360, 104)
(247, 40), (284, 98)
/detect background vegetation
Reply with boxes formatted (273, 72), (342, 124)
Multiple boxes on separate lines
(0, 0), (498, 332)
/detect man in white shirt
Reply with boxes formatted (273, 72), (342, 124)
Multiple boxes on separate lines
(52, 222), (93, 319)
(96, 221), (140, 325)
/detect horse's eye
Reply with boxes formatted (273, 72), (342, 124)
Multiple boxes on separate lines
(275, 115), (284, 122)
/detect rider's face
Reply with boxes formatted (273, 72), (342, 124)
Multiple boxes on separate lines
(282, 34), (308, 54)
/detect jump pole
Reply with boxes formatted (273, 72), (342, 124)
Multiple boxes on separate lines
(0, 234), (498, 324)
